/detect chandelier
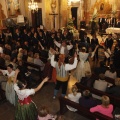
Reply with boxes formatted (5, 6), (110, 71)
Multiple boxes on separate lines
(28, 0), (38, 12)
(68, 0), (80, 6)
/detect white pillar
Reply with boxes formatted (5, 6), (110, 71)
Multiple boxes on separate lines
(19, 0), (26, 16)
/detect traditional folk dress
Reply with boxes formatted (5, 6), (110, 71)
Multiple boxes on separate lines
(14, 83), (38, 120)
(51, 55), (78, 96)
(74, 52), (91, 82)
(0, 70), (15, 105)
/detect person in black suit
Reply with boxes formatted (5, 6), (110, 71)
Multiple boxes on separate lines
(113, 42), (120, 69)
(55, 32), (62, 42)
(105, 34), (113, 50)
(91, 33), (99, 61)
(48, 33), (55, 49)
(21, 29), (28, 41)
(26, 30), (32, 46)
(106, 78), (120, 97)
(13, 28), (22, 43)
(0, 30), (5, 45)
(98, 17), (106, 32)
(80, 20), (86, 29)
(43, 28), (50, 49)
(81, 33), (90, 50)
(111, 17), (117, 27)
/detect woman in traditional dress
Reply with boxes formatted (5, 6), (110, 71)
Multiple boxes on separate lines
(13, 69), (48, 120)
(74, 45), (98, 82)
(0, 64), (15, 105)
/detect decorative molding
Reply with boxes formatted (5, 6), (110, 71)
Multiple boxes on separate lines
(90, 0), (112, 15)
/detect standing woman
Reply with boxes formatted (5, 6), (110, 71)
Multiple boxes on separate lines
(74, 46), (98, 82)
(91, 33), (99, 61)
(13, 69), (48, 120)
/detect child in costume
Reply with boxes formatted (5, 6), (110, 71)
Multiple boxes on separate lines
(13, 69), (48, 120)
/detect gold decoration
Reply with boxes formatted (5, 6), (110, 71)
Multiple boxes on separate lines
(0, 3), (6, 28)
(90, 0), (112, 15)
(60, 0), (68, 27)
(45, 0), (52, 29)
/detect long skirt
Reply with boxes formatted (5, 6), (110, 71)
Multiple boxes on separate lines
(6, 82), (16, 105)
(15, 102), (38, 120)
(74, 61), (91, 82)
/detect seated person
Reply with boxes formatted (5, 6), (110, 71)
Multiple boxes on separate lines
(38, 106), (57, 120)
(80, 72), (92, 87)
(105, 64), (117, 79)
(90, 95), (113, 119)
(33, 53), (45, 71)
(94, 61), (107, 75)
(106, 78), (120, 97)
(67, 85), (81, 112)
(92, 74), (107, 100)
(79, 90), (99, 109)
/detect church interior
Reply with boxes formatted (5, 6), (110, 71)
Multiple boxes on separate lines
(0, 0), (120, 120)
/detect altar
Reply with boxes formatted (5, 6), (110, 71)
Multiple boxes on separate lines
(106, 27), (120, 34)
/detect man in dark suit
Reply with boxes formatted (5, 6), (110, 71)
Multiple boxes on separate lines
(81, 33), (90, 43)
(98, 17), (106, 32)
(0, 30), (5, 45)
(81, 32), (90, 50)
(13, 28), (22, 43)
(80, 20), (86, 29)
(111, 17), (117, 27)
(105, 34), (113, 50)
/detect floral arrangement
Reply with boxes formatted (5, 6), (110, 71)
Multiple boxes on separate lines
(61, 18), (78, 33)
(67, 18), (75, 30)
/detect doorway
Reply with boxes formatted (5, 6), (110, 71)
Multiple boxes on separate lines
(71, 7), (78, 29)
(31, 8), (42, 28)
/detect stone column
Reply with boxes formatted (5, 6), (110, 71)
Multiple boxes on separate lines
(80, 0), (84, 20)
(19, 0), (25, 16)
(60, 0), (68, 27)
(44, 0), (51, 30)
(84, 0), (91, 24)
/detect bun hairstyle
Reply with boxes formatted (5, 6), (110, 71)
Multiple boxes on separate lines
(81, 47), (86, 52)
(38, 106), (49, 117)
(83, 90), (91, 98)
(17, 80), (27, 89)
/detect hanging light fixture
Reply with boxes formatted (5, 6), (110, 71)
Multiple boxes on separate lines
(68, 0), (80, 6)
(71, 0), (80, 3)
(28, 0), (38, 12)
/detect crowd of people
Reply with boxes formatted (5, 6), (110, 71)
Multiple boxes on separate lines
(0, 24), (120, 120)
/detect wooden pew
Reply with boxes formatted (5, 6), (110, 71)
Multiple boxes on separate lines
(59, 77), (120, 120)
(59, 96), (114, 120)
(75, 83), (120, 108)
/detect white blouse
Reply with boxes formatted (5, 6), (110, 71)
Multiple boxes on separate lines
(14, 83), (35, 100)
(1, 70), (15, 77)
